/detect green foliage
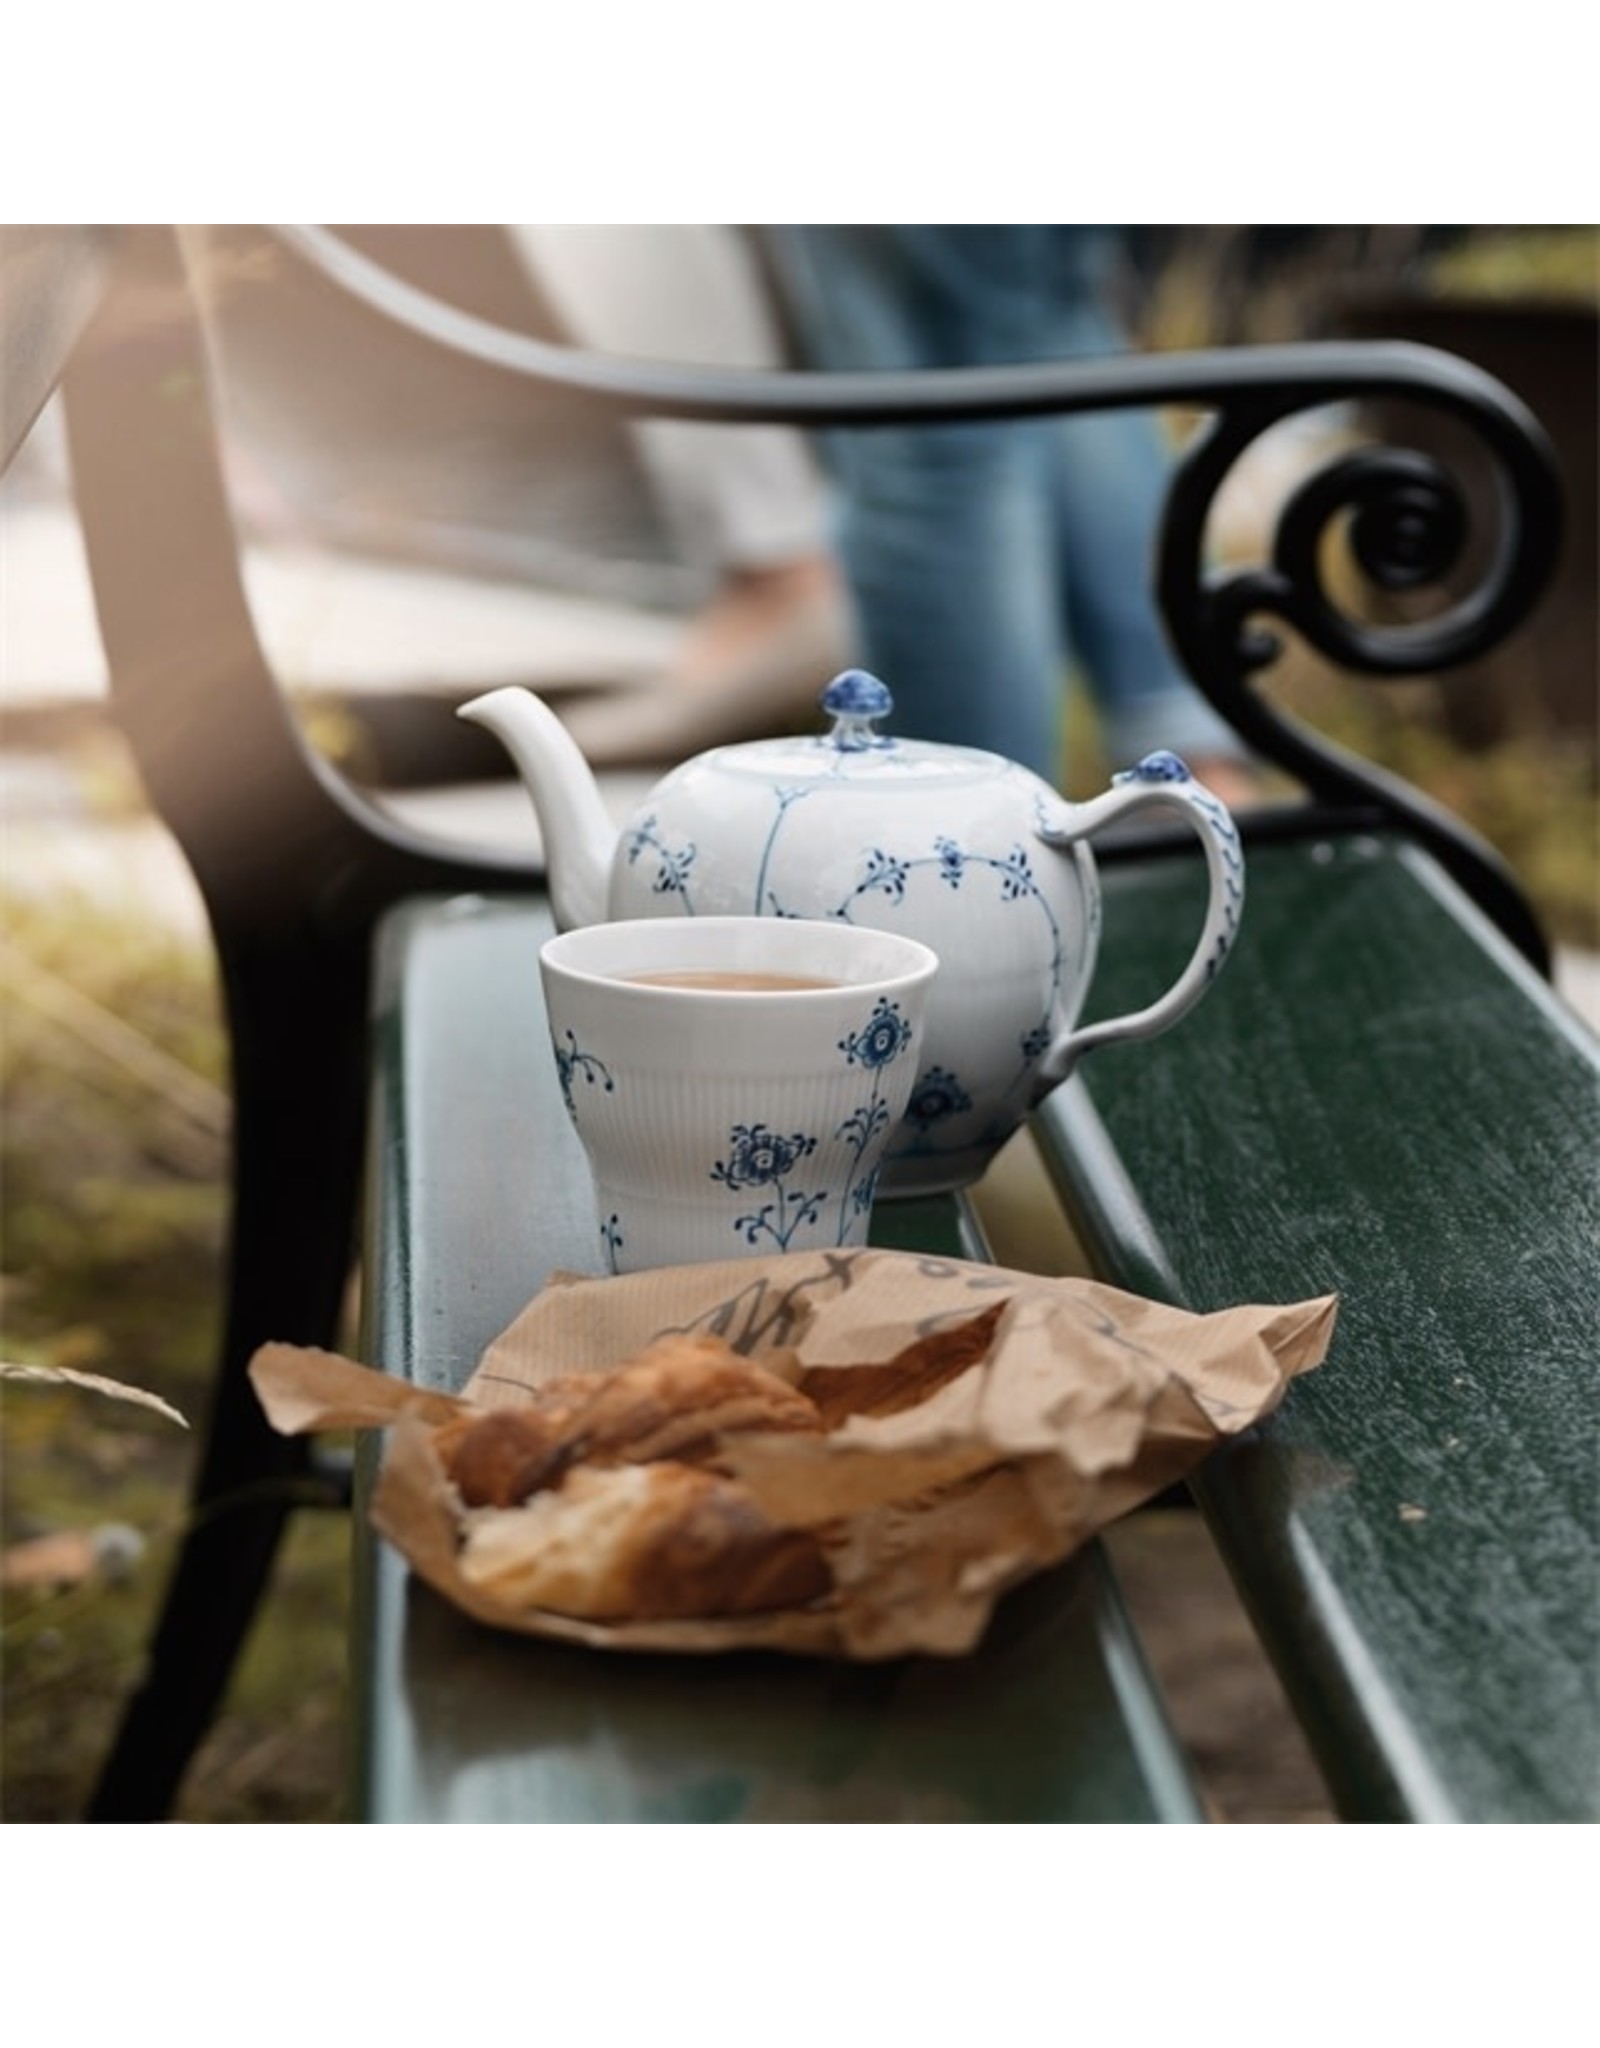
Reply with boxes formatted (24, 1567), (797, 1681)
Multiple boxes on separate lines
(1, 887), (346, 1822)
(1267, 661), (1599, 951)
(1065, 658), (1597, 950)
(1426, 228), (1599, 305)
(1, 893), (225, 1398)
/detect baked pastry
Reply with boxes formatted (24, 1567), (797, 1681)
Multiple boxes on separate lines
(436, 1333), (820, 1508)
(434, 1316), (1010, 1626)
(457, 1461), (831, 1620)
(434, 1402), (575, 1509)
(554, 1333), (820, 1467)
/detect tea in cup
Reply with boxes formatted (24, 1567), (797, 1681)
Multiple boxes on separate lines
(538, 917), (938, 1273)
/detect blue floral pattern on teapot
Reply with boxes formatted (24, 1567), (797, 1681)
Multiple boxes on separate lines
(464, 672), (1245, 1196)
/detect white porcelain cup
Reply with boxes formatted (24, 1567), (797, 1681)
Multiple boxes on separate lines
(539, 917), (938, 1274)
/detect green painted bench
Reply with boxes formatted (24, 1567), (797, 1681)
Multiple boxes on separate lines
(352, 828), (1596, 1822)
(1039, 835), (1599, 1821)
(26, 225), (1592, 1820)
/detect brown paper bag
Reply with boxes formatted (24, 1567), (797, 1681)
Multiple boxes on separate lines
(251, 1249), (1335, 1660)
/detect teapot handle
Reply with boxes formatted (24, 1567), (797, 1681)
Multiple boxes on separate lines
(1031, 752), (1244, 1094)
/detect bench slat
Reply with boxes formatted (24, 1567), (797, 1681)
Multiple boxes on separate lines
(1034, 832), (1600, 1822)
(355, 894), (1206, 1823)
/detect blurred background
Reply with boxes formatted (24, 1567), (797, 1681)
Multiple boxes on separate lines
(2, 223), (1595, 1822)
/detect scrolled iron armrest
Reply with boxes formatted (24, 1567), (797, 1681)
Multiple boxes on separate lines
(1155, 351), (1561, 969)
(267, 227), (1565, 967)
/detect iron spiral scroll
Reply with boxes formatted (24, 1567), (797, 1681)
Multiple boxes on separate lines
(265, 229), (1568, 965)
(1154, 345), (1565, 969)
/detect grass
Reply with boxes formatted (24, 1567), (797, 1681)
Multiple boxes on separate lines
(0, 882), (348, 1822)
(1061, 657), (1598, 951)
(1275, 666), (1599, 948)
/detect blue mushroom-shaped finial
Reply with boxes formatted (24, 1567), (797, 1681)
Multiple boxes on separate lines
(820, 669), (895, 751)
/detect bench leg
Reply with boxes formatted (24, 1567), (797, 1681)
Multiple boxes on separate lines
(85, 933), (367, 1822)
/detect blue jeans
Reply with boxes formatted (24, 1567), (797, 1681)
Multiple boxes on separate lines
(766, 226), (1245, 780)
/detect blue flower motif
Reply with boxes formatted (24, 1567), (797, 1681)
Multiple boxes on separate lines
(904, 1066), (972, 1130)
(652, 850), (695, 897)
(737, 1194), (824, 1247)
(839, 998), (912, 1072)
(711, 1123), (816, 1191)
(623, 815), (697, 901)
(705, 1129), (827, 1249)
(857, 847), (909, 903)
(552, 1030), (614, 1121)
(836, 1098), (891, 1151)
(997, 846), (1037, 900)
(935, 837), (966, 888)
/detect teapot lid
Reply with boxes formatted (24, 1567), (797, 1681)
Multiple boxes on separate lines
(713, 670), (1009, 786)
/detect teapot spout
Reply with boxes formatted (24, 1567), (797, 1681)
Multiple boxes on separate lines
(456, 687), (615, 931)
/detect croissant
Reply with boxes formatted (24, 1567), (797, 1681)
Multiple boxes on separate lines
(435, 1309), (1008, 1625)
(434, 1402), (576, 1509)
(436, 1333), (821, 1509)
(457, 1461), (830, 1620)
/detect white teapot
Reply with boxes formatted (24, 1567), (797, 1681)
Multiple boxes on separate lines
(460, 670), (1243, 1195)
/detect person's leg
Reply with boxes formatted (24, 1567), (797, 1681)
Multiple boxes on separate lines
(1030, 234), (1257, 785)
(767, 226), (1065, 775)
(838, 418), (1060, 768)
(1046, 400), (1252, 767)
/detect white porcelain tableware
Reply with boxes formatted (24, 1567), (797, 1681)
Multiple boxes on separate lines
(470, 668), (1243, 1195)
(539, 916), (937, 1274)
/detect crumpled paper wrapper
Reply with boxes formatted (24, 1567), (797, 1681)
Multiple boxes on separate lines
(250, 1249), (1336, 1660)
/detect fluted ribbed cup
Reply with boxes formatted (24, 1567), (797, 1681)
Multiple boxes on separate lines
(540, 918), (937, 1274)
